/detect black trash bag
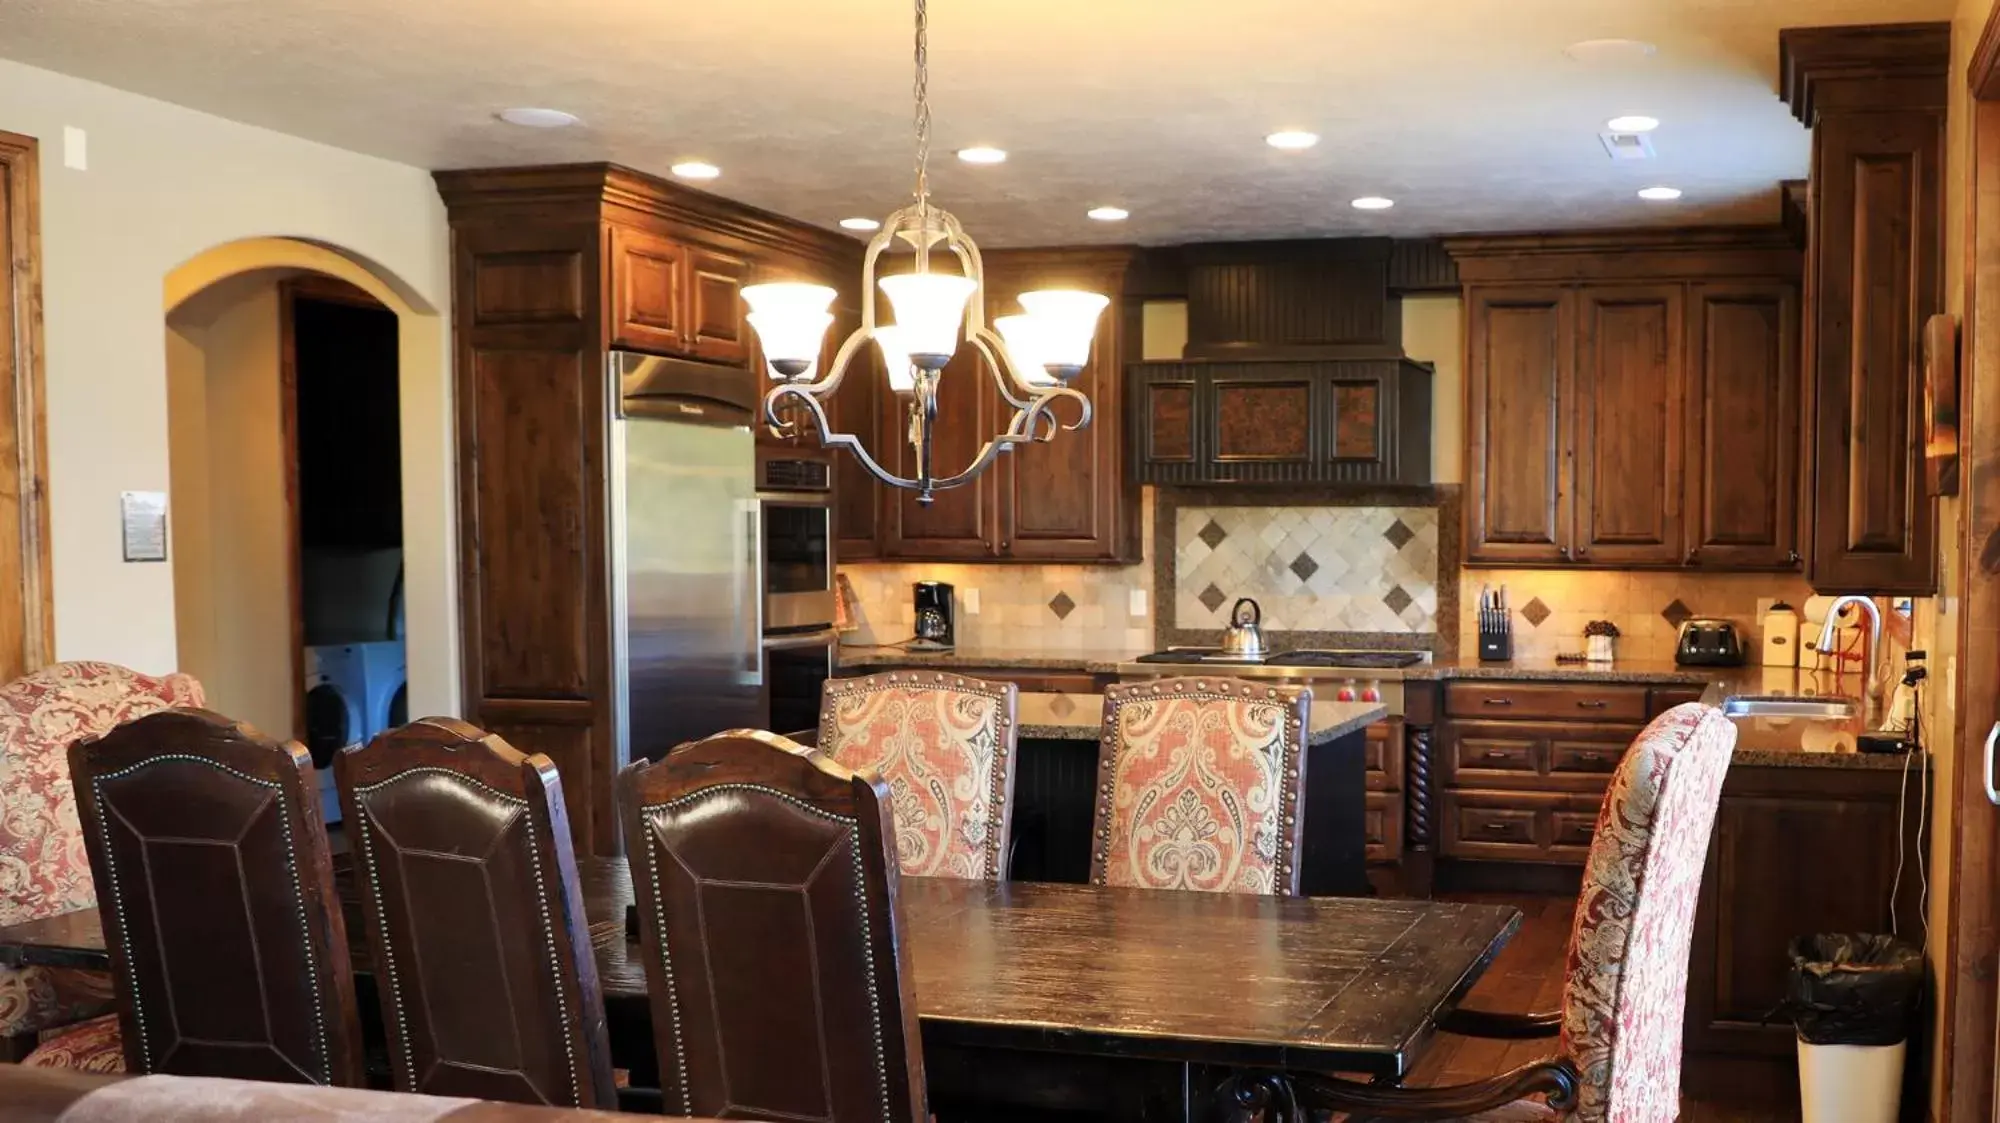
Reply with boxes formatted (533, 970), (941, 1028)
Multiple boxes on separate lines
(1784, 933), (1925, 1047)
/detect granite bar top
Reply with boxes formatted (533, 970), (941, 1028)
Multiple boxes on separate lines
(1411, 657), (1715, 684)
(1013, 692), (1387, 746)
(837, 644), (1129, 673)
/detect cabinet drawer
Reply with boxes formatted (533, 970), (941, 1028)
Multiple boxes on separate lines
(1552, 811), (1601, 849)
(1453, 734), (1538, 773)
(1456, 805), (1538, 848)
(1549, 740), (1623, 775)
(1363, 719), (1405, 791)
(1447, 682), (1648, 722)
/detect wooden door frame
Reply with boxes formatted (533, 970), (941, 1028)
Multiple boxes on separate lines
(277, 273), (387, 738)
(1947, 10), (2000, 1121)
(0, 130), (53, 680)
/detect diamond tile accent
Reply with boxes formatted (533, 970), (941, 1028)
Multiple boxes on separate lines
(1197, 519), (1229, 549)
(1521, 597), (1552, 628)
(1048, 591), (1076, 621)
(1382, 585), (1413, 615)
(1383, 518), (1416, 550)
(1661, 598), (1694, 628)
(1047, 694), (1077, 719)
(1289, 551), (1320, 582)
(1198, 583), (1228, 613)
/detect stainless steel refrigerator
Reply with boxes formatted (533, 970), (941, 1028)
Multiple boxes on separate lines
(607, 351), (762, 765)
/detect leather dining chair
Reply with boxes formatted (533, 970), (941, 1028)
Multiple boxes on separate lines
(618, 729), (926, 1123)
(0, 662), (204, 1070)
(333, 718), (616, 1109)
(1091, 677), (1311, 895)
(41, 708), (364, 1086)
(1293, 703), (1739, 1122)
(818, 670), (1019, 880)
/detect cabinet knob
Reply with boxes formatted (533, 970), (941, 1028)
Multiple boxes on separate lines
(1573, 545), (1589, 560)
(1685, 547), (1700, 564)
(1558, 545), (1572, 561)
(1000, 540), (1010, 551)
(1786, 549), (1802, 566)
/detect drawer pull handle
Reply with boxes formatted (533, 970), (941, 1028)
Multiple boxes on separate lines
(1483, 698), (1514, 707)
(1577, 751), (1605, 763)
(1485, 822), (1514, 833)
(1577, 700), (1609, 710)
(1483, 750), (1512, 761)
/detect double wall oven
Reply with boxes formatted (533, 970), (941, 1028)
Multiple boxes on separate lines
(757, 448), (838, 739)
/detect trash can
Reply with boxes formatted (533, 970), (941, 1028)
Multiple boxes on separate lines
(1785, 933), (1925, 1123)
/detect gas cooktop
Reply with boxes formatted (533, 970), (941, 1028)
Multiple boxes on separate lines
(1129, 648), (1424, 669)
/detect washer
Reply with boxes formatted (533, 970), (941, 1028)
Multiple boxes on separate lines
(303, 640), (408, 824)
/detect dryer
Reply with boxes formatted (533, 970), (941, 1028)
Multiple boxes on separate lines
(303, 640), (408, 823)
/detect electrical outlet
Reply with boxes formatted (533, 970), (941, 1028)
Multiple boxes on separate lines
(1129, 589), (1148, 617)
(963, 587), (981, 615)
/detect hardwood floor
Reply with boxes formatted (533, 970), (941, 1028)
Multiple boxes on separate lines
(1405, 892), (1799, 1123)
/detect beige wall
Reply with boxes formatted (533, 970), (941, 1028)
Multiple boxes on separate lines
(165, 276), (294, 735)
(1401, 294), (1462, 483)
(0, 59), (457, 717)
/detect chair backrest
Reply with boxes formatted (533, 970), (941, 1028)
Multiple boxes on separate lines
(1559, 702), (1737, 1123)
(618, 730), (925, 1123)
(818, 670), (1019, 880)
(1090, 677), (1310, 895)
(0, 662), (205, 927)
(335, 719), (616, 1108)
(68, 709), (363, 1086)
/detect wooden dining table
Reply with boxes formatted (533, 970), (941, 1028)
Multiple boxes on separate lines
(0, 859), (1523, 1120)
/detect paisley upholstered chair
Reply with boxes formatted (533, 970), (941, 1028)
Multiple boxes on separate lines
(1298, 703), (1739, 1122)
(0, 662), (204, 1068)
(1090, 677), (1311, 896)
(818, 670), (1019, 881)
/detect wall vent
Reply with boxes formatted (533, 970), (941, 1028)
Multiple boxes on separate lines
(1598, 132), (1657, 160)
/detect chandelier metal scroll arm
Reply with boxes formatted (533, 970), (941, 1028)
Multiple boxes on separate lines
(763, 380), (923, 492)
(922, 384), (1094, 492)
(965, 331), (1093, 442)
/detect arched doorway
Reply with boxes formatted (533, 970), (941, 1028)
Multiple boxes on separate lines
(161, 239), (454, 797)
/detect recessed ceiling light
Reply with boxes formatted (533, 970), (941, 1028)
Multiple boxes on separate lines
(839, 217), (882, 231)
(1637, 185), (1683, 201)
(1564, 38), (1658, 64)
(1606, 115), (1660, 133)
(496, 107), (579, 129)
(1266, 131), (1320, 150)
(671, 161), (721, 180)
(1087, 206), (1129, 222)
(957, 146), (1008, 164)
(1351, 196), (1395, 211)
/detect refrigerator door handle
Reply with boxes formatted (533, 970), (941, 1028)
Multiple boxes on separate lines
(745, 501), (765, 685)
(1985, 722), (2000, 806)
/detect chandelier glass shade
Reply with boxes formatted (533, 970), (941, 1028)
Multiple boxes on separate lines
(739, 0), (1107, 503)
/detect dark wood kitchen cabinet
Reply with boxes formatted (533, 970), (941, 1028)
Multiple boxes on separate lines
(1781, 25), (1948, 595)
(1128, 358), (1434, 486)
(436, 163), (861, 854)
(870, 248), (1141, 564)
(1449, 229), (1803, 571)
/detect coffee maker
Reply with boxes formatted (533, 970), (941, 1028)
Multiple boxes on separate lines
(913, 581), (955, 650)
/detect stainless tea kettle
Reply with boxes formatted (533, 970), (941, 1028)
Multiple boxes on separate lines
(1220, 597), (1266, 659)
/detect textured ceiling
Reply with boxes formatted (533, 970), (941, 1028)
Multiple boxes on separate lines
(0, 0), (1958, 245)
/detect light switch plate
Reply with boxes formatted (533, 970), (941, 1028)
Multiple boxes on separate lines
(1130, 589), (1148, 617)
(963, 587), (980, 615)
(62, 126), (86, 171)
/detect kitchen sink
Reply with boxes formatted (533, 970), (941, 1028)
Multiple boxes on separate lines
(1719, 696), (1859, 720)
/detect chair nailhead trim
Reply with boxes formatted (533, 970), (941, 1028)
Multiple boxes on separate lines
(643, 783), (893, 1123)
(354, 768), (582, 1105)
(93, 755), (328, 1081)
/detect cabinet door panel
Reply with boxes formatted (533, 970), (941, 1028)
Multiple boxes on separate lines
(1214, 379), (1313, 462)
(1807, 110), (1942, 593)
(1466, 288), (1568, 563)
(1145, 382), (1197, 462)
(685, 247), (750, 363)
(1686, 283), (1801, 569)
(1574, 284), (1684, 565)
(608, 226), (688, 355)
(881, 343), (999, 559)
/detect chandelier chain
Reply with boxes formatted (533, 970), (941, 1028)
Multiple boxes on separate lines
(913, 0), (930, 208)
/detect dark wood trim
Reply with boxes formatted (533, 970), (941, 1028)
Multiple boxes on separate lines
(277, 283), (304, 739)
(1779, 23), (1954, 124)
(1780, 179), (1810, 248)
(1432, 1007), (1562, 1040)
(1443, 227), (1800, 285)
(286, 273), (382, 309)
(0, 130), (52, 683)
(1944, 15), (2000, 1120)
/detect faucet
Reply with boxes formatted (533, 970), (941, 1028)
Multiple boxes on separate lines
(1815, 594), (1886, 723)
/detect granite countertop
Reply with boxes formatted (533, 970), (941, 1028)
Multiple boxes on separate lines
(1013, 692), (1387, 745)
(1413, 657), (1715, 684)
(837, 644), (1130, 673)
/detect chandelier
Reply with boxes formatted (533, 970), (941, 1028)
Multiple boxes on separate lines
(740, 0), (1108, 505)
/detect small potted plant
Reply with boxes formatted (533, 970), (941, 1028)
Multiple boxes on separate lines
(1584, 620), (1620, 664)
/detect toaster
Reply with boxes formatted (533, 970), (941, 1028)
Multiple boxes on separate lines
(1675, 618), (1746, 666)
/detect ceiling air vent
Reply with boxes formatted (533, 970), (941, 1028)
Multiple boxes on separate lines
(1599, 132), (1656, 161)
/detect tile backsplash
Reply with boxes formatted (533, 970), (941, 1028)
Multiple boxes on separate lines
(1458, 569), (1816, 662)
(837, 493), (1153, 653)
(1173, 505), (1440, 634)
